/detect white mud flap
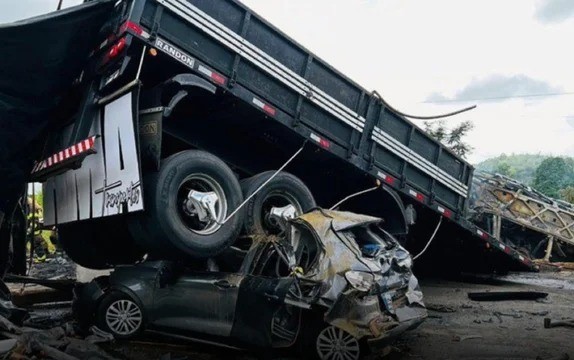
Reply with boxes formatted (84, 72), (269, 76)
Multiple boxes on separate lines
(44, 91), (144, 225)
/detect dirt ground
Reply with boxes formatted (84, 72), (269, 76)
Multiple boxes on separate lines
(9, 258), (574, 360)
(388, 271), (574, 360)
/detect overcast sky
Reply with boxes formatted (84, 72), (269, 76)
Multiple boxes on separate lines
(1, 0), (573, 164)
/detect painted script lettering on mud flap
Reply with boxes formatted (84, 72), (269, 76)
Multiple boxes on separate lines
(98, 181), (141, 212)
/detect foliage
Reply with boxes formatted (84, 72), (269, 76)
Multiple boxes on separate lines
(560, 186), (574, 203)
(531, 157), (574, 199)
(476, 154), (574, 204)
(476, 154), (549, 185)
(495, 162), (516, 177)
(423, 120), (474, 159)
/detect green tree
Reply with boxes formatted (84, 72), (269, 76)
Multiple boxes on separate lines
(532, 157), (574, 198)
(560, 186), (574, 203)
(424, 120), (474, 158)
(495, 162), (516, 177)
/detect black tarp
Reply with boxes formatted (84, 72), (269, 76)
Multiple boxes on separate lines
(0, 0), (115, 214)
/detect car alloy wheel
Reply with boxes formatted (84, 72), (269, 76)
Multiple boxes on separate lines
(315, 325), (361, 360)
(105, 299), (143, 336)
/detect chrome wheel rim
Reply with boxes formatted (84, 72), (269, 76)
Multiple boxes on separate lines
(261, 191), (302, 235)
(177, 174), (228, 235)
(105, 299), (143, 336)
(316, 326), (360, 360)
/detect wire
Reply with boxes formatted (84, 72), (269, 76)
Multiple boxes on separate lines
(371, 90), (476, 120)
(412, 216), (443, 261)
(329, 185), (380, 210)
(424, 91), (574, 104)
(219, 143), (306, 225)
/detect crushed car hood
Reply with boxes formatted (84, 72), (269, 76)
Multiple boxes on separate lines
(286, 209), (427, 339)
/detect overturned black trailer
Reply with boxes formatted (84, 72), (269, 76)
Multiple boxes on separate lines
(14, 0), (535, 272)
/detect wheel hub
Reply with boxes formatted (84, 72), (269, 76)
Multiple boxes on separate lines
(316, 326), (360, 360)
(266, 204), (297, 230)
(105, 299), (143, 336)
(184, 190), (220, 223)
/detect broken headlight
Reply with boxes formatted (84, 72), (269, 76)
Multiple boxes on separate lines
(345, 271), (376, 292)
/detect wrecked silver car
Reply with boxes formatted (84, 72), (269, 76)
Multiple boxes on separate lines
(74, 209), (426, 359)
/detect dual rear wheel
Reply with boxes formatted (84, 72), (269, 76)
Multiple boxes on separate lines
(59, 149), (316, 267)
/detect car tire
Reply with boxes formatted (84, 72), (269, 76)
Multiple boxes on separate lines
(301, 322), (364, 360)
(59, 218), (145, 269)
(97, 291), (144, 339)
(132, 150), (244, 258)
(240, 171), (315, 235)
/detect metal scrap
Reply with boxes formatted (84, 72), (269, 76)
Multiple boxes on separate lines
(468, 291), (548, 301)
(544, 318), (574, 329)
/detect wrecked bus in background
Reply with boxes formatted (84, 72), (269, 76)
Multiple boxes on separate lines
(74, 210), (426, 359)
(471, 172), (574, 263)
(0, 0), (536, 278)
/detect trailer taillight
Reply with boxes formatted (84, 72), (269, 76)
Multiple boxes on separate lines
(108, 38), (127, 59)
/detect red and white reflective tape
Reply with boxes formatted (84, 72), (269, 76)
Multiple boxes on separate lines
(377, 171), (395, 185)
(120, 21), (150, 39)
(252, 97), (276, 116)
(408, 189), (425, 202)
(476, 229), (489, 239)
(437, 206), (452, 218)
(32, 136), (96, 174)
(197, 65), (226, 85)
(498, 243), (506, 251)
(310, 133), (330, 149)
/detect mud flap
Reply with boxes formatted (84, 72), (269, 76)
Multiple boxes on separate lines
(43, 89), (144, 225)
(230, 276), (301, 348)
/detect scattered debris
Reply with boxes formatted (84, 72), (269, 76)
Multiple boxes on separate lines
(544, 318), (574, 329)
(426, 304), (457, 313)
(520, 310), (550, 317)
(468, 291), (548, 301)
(494, 311), (523, 319)
(536, 354), (570, 360)
(452, 334), (483, 342)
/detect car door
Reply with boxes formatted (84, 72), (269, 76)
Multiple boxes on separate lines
(151, 270), (242, 337)
(230, 242), (302, 348)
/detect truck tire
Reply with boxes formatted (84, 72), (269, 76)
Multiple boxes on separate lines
(241, 171), (315, 235)
(59, 218), (145, 269)
(134, 150), (244, 258)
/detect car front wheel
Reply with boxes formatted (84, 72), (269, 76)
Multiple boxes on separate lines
(97, 291), (144, 339)
(315, 325), (361, 360)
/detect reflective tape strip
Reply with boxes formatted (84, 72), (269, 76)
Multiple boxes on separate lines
(437, 206), (452, 218)
(377, 171), (395, 185)
(372, 127), (468, 198)
(198, 65), (226, 85)
(31, 136), (97, 174)
(477, 229), (488, 239)
(158, 0), (366, 133)
(409, 189), (425, 202)
(310, 133), (330, 149)
(253, 98), (276, 116)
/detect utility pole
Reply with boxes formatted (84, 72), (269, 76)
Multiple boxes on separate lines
(57, 0), (64, 10)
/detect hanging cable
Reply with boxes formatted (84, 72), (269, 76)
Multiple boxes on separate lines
(218, 142), (306, 225)
(329, 184), (380, 210)
(412, 216), (443, 261)
(371, 90), (476, 120)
